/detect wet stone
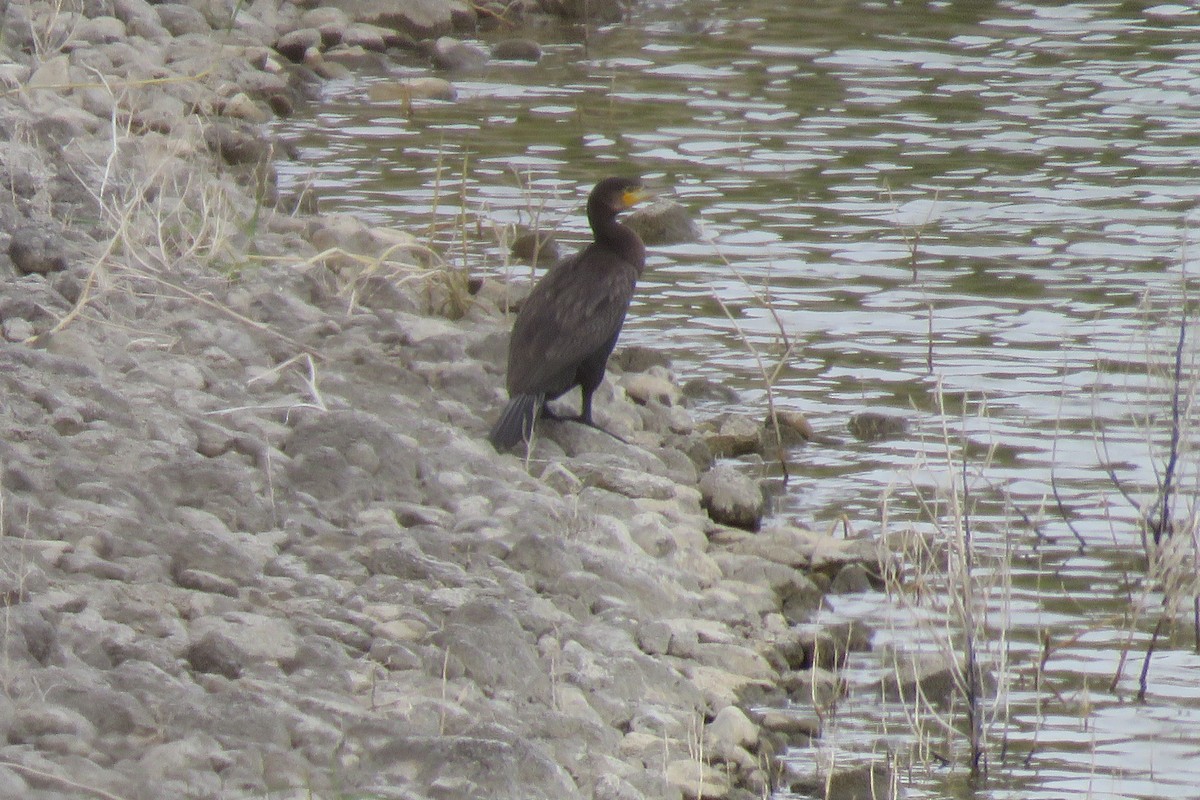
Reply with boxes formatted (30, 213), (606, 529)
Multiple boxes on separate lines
(510, 229), (558, 265)
(430, 36), (488, 70)
(764, 409), (813, 445)
(830, 561), (875, 594)
(491, 38), (542, 62)
(848, 410), (910, 442)
(274, 26), (321, 61)
(704, 414), (762, 457)
(626, 199), (701, 245)
(699, 464), (764, 531)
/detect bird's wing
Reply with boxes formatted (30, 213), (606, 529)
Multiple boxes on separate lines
(506, 247), (638, 395)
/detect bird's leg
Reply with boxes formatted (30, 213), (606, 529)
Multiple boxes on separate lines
(584, 421), (629, 445)
(570, 388), (629, 444)
(577, 389), (595, 426)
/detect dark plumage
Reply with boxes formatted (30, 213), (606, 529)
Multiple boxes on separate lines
(489, 177), (650, 450)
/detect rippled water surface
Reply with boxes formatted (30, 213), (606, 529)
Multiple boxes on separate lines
(275, 1), (1200, 797)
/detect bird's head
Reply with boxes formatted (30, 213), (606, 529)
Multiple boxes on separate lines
(590, 177), (651, 215)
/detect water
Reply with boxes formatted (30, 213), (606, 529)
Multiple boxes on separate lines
(274, 1), (1200, 796)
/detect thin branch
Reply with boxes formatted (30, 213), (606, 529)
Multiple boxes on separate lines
(1155, 275), (1188, 544)
(1049, 469), (1089, 553)
(705, 234), (795, 483)
(5, 67), (215, 98)
(0, 759), (131, 800)
(1137, 615), (1166, 703)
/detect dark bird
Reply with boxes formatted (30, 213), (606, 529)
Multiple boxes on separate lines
(489, 176), (651, 450)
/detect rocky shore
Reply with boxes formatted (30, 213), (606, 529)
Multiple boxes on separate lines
(0, 2), (885, 798)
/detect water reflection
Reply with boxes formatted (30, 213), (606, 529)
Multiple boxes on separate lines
(275, 0), (1200, 796)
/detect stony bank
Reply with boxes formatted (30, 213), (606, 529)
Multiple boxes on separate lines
(0, 1), (887, 798)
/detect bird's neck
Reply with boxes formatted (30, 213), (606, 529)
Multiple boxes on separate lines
(591, 217), (645, 270)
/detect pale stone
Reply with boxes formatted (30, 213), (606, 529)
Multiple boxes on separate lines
(665, 758), (731, 800)
(706, 705), (759, 750)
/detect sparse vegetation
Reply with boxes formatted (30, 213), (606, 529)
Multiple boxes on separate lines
(1097, 269), (1200, 698)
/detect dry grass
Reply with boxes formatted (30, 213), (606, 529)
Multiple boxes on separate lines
(703, 235), (798, 481)
(870, 378), (1017, 787)
(1088, 268), (1200, 692)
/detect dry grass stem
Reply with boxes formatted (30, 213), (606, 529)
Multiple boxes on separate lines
(704, 234), (796, 482)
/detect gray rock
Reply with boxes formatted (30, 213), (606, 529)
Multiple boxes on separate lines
(539, 0), (627, 22)
(9, 705), (97, 743)
(112, 0), (162, 28)
(754, 707), (821, 739)
(619, 370), (682, 407)
(763, 408), (813, 447)
(434, 599), (552, 702)
(8, 226), (68, 275)
(706, 705), (759, 750)
(327, 0), (472, 38)
(848, 410), (909, 442)
(299, 6), (352, 40)
(431, 36), (489, 70)
(203, 119), (273, 166)
(830, 561), (875, 593)
(492, 38), (542, 62)
(626, 200), (700, 245)
(704, 414), (763, 457)
(879, 650), (963, 707)
(349, 733), (581, 800)
(276, 26), (322, 61)
(683, 376), (741, 403)
(712, 552), (821, 608)
(156, 3), (211, 35)
(511, 229), (559, 265)
(665, 757), (731, 799)
(76, 15), (127, 44)
(0, 766), (27, 797)
(26, 54), (71, 92)
(699, 464), (764, 531)
(788, 762), (894, 800)
(340, 21), (391, 51)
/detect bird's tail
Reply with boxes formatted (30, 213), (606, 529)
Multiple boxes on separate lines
(488, 394), (542, 450)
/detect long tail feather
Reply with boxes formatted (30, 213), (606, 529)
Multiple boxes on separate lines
(488, 394), (542, 450)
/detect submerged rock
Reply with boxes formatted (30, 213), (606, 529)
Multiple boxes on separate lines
(510, 228), (559, 265)
(368, 76), (457, 102)
(848, 410), (909, 442)
(626, 199), (701, 245)
(764, 408), (813, 444)
(703, 413), (763, 457)
(491, 38), (542, 62)
(430, 35), (488, 70)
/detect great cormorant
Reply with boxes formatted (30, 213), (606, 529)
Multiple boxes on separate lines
(489, 176), (650, 450)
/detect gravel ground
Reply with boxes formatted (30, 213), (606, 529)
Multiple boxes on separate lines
(0, 2), (885, 798)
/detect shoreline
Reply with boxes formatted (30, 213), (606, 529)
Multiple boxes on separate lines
(0, 3), (884, 798)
